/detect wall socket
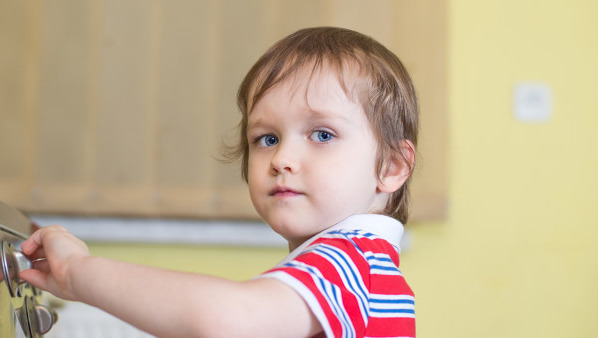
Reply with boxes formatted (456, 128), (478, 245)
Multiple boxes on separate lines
(513, 82), (553, 123)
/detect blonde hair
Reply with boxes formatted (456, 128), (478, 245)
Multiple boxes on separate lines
(227, 27), (418, 223)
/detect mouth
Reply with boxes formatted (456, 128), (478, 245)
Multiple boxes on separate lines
(269, 186), (303, 198)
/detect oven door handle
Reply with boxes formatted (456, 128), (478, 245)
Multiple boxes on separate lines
(0, 199), (32, 239)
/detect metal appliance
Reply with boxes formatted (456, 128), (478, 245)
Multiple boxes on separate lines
(0, 201), (57, 337)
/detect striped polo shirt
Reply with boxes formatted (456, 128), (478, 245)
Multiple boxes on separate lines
(260, 214), (415, 338)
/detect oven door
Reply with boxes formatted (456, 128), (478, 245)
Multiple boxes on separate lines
(0, 201), (57, 337)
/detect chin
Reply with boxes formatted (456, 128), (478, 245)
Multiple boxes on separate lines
(269, 221), (313, 243)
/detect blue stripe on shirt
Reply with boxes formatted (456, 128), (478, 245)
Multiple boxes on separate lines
(314, 246), (370, 320)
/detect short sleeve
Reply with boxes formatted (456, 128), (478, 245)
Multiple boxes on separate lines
(260, 232), (373, 337)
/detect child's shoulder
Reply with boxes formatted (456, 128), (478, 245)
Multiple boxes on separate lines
(306, 228), (401, 271)
(314, 228), (398, 254)
(310, 214), (403, 260)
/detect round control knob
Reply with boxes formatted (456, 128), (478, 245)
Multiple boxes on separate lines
(24, 296), (58, 337)
(1, 240), (32, 297)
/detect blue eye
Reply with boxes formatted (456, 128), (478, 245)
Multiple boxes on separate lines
(258, 135), (278, 147)
(311, 131), (334, 142)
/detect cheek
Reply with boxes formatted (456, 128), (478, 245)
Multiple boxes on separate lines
(247, 156), (262, 191)
(313, 155), (375, 195)
(329, 153), (379, 194)
(247, 152), (272, 193)
(247, 150), (263, 175)
(332, 144), (378, 177)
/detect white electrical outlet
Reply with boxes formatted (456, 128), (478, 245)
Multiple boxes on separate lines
(513, 82), (553, 123)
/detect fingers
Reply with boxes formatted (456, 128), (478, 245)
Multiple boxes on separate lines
(18, 269), (50, 291)
(21, 225), (70, 256)
(24, 247), (46, 262)
(21, 224), (87, 275)
(20, 234), (39, 256)
(32, 258), (50, 273)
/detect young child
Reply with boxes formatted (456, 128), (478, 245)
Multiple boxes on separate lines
(20, 26), (418, 337)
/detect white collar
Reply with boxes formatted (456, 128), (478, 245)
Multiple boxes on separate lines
(276, 214), (404, 267)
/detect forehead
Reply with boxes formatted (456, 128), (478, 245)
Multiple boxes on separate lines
(249, 59), (368, 115)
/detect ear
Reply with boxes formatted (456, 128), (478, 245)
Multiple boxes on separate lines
(377, 140), (415, 193)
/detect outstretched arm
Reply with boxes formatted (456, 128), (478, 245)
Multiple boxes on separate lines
(19, 225), (322, 337)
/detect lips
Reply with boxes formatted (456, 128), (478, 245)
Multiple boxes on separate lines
(269, 186), (302, 197)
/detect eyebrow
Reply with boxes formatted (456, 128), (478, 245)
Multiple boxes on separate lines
(306, 107), (340, 119)
(305, 105), (358, 127)
(246, 117), (270, 132)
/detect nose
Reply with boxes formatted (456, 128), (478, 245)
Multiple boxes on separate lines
(270, 140), (299, 175)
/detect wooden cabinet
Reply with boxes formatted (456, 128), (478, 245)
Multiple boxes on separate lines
(0, 0), (446, 221)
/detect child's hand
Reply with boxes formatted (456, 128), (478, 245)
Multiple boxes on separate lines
(19, 225), (90, 301)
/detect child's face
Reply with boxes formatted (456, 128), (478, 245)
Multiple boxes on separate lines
(246, 67), (388, 250)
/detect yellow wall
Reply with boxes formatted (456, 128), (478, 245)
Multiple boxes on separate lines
(88, 1), (598, 337)
(405, 0), (597, 336)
